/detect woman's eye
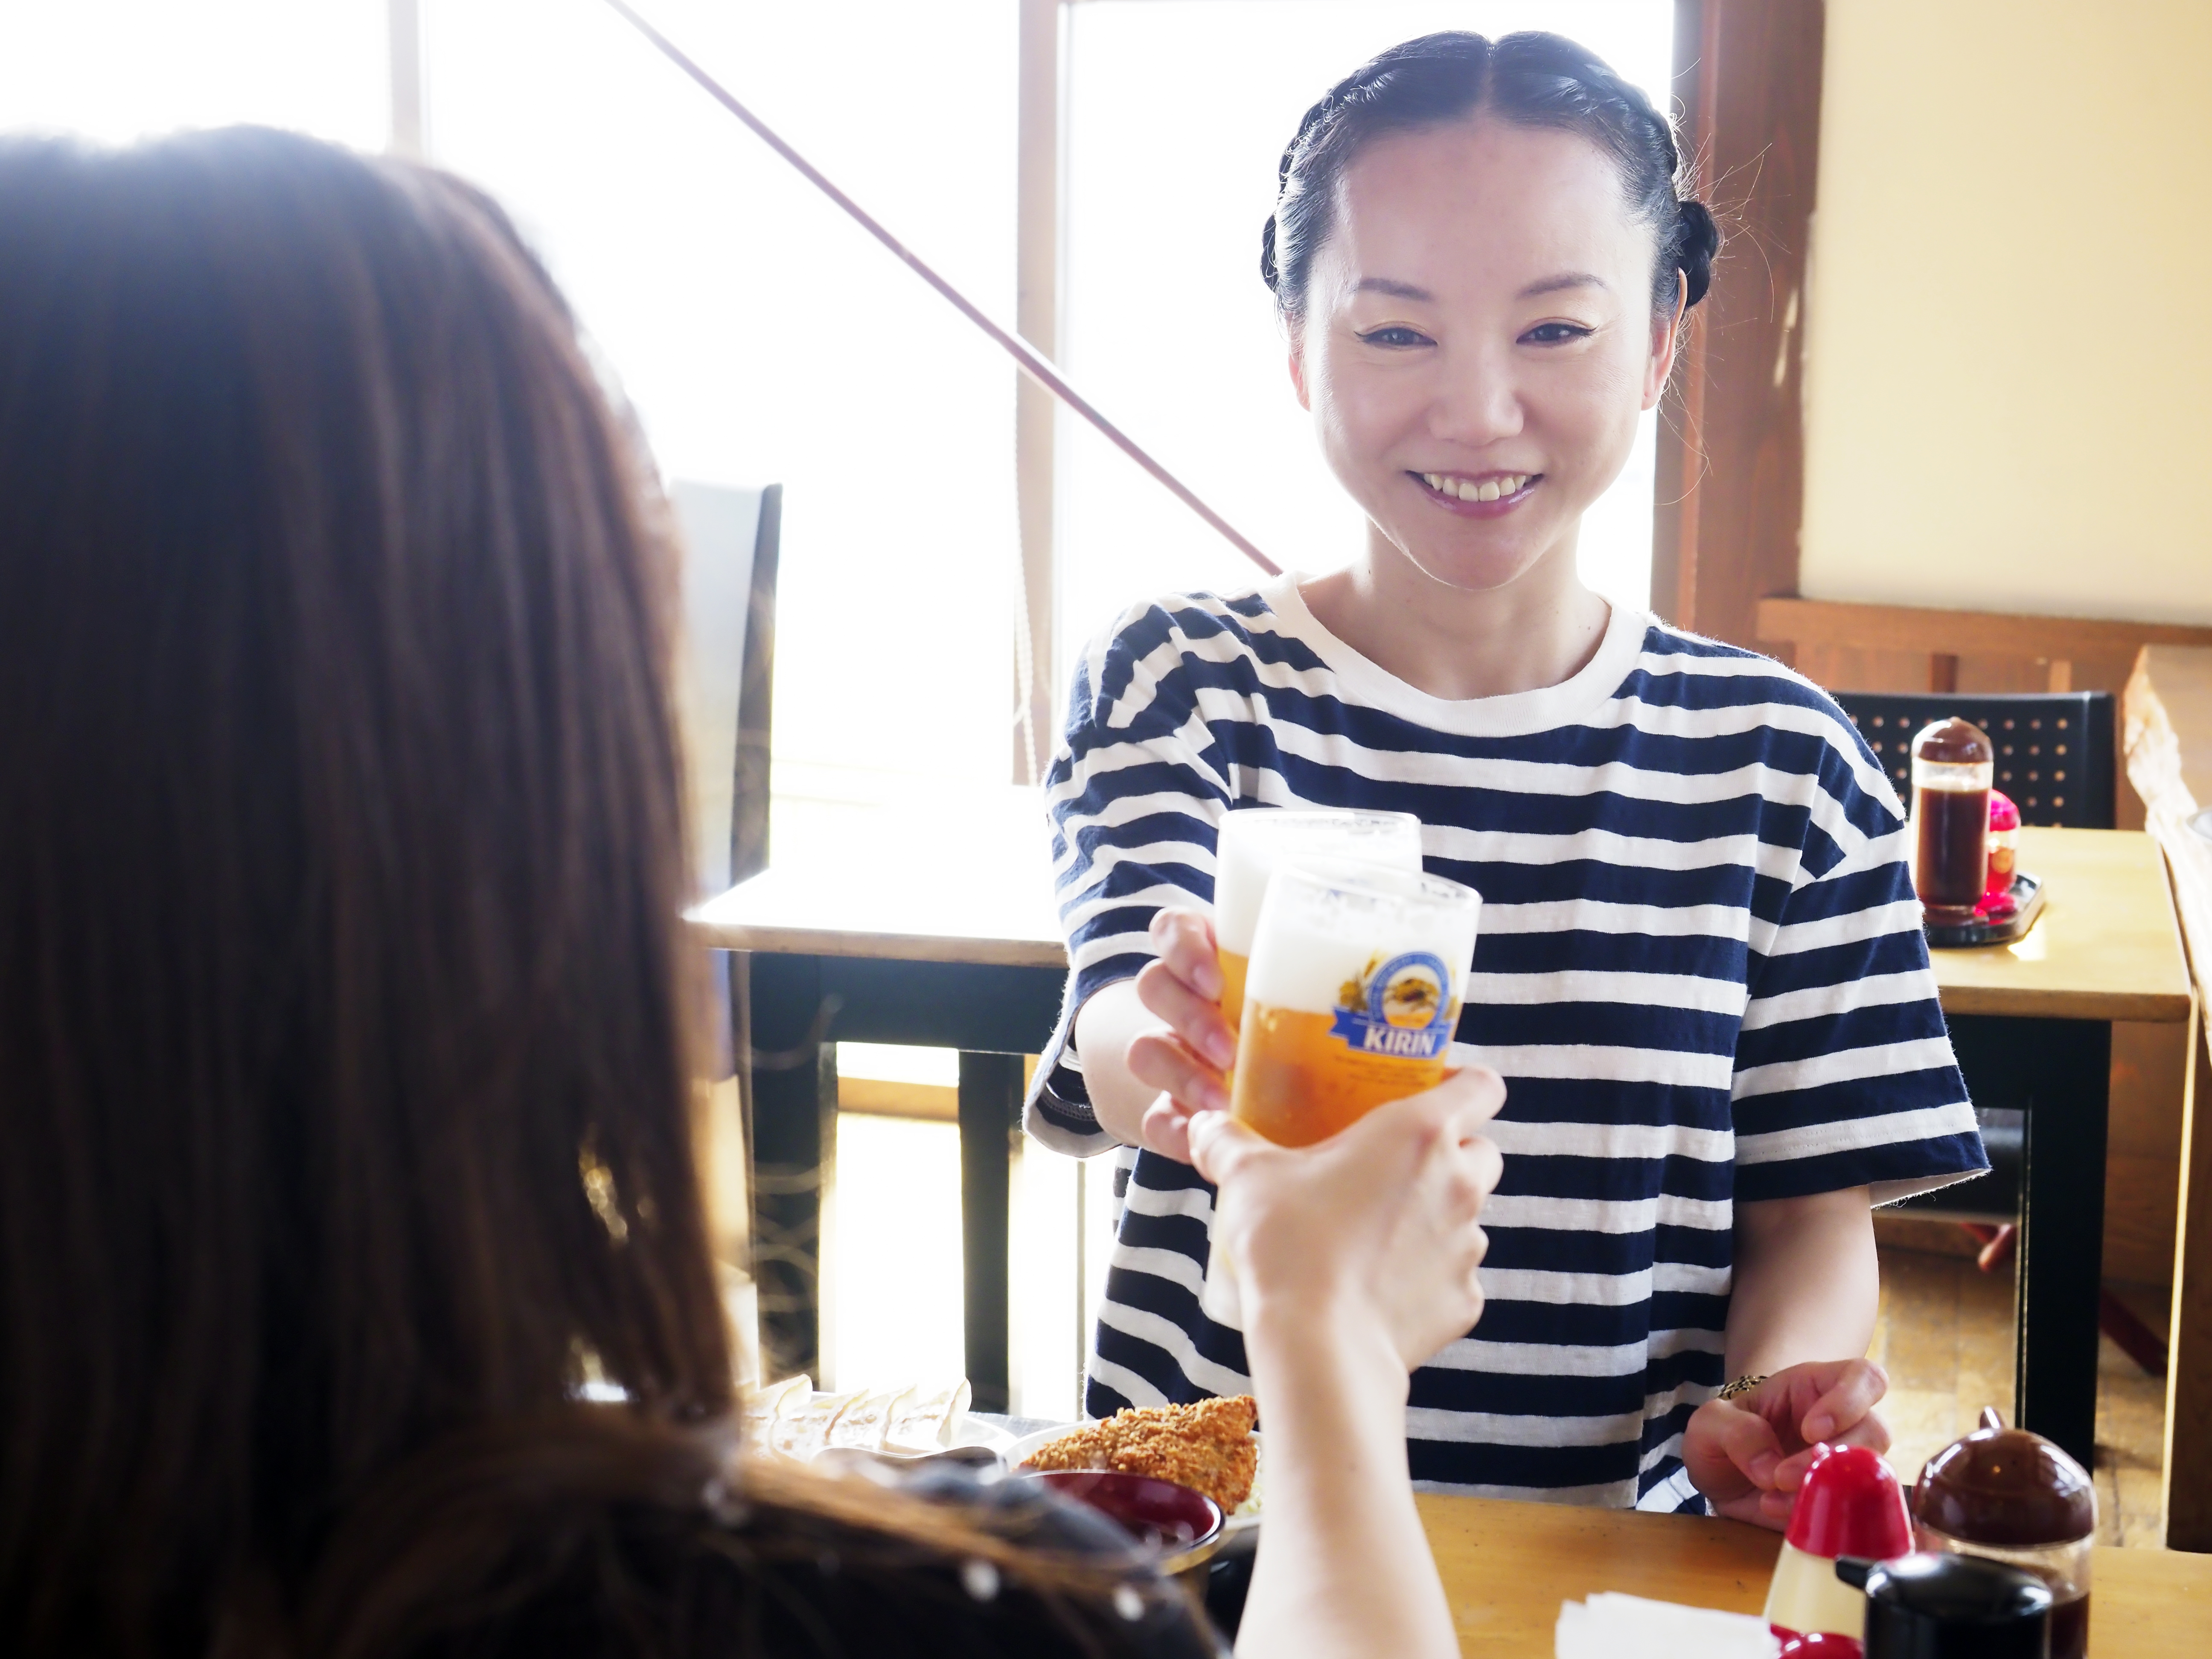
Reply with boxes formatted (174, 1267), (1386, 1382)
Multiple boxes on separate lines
(1356, 326), (1432, 349)
(1521, 322), (1595, 346)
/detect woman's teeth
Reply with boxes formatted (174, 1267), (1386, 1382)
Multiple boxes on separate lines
(1421, 472), (1530, 503)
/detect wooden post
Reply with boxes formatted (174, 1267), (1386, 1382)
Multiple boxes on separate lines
(2122, 644), (2212, 1549)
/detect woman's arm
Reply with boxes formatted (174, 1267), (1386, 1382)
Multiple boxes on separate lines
(1682, 1187), (1891, 1526)
(1191, 1070), (1505, 1659)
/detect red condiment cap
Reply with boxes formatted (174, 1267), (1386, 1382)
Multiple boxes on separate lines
(1784, 1444), (1914, 1560)
(1987, 791), (2020, 831)
(1777, 1635), (1863, 1658)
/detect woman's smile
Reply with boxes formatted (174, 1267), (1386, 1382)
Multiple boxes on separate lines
(1411, 469), (1542, 518)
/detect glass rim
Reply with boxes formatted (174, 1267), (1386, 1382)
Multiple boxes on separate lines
(1269, 856), (1480, 912)
(1217, 806), (1422, 839)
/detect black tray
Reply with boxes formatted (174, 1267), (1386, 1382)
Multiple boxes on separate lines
(1924, 871), (2044, 948)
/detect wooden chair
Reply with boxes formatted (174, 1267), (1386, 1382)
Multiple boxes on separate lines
(669, 480), (782, 1382)
(1831, 689), (2165, 1372)
(671, 480), (782, 900)
(1833, 690), (2114, 830)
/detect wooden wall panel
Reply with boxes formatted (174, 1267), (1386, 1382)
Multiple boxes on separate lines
(1652, 0), (1825, 650)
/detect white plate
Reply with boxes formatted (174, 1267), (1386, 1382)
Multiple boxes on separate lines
(1004, 1422), (1264, 1532)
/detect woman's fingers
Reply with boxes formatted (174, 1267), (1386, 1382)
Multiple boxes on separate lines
(1125, 1028), (1228, 1115)
(1704, 1400), (1787, 1489)
(1188, 1108), (1269, 1186)
(1147, 907), (1222, 998)
(1133, 957), (1236, 1071)
(1799, 1358), (1889, 1444)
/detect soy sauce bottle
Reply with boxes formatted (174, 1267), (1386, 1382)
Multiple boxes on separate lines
(1835, 1552), (2052, 1658)
(1912, 1409), (2095, 1659)
(1911, 719), (1994, 924)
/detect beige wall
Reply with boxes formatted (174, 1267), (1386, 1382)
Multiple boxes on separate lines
(1799, 0), (2212, 626)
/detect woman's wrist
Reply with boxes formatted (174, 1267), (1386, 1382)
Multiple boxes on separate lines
(1241, 1291), (1410, 1409)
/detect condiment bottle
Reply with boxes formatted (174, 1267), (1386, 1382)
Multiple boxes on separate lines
(1982, 792), (2020, 914)
(1765, 1444), (1915, 1647)
(1911, 719), (1994, 924)
(1835, 1551), (2052, 1658)
(1911, 1408), (2095, 1659)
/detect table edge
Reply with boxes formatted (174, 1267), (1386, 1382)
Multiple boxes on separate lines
(1935, 983), (2194, 1023)
(686, 918), (1068, 972)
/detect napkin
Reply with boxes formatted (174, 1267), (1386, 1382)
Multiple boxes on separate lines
(1557, 1592), (1781, 1659)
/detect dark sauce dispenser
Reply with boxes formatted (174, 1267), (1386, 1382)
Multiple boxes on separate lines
(1911, 719), (1995, 923)
(1910, 1408), (2096, 1659)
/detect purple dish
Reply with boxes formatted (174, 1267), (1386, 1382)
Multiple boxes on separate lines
(1021, 1470), (1225, 1570)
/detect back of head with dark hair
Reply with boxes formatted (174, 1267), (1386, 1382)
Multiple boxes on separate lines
(0, 128), (1202, 1659)
(0, 126), (729, 1650)
(1262, 31), (1720, 323)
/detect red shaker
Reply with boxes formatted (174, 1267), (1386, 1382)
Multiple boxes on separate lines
(1764, 1443), (1914, 1653)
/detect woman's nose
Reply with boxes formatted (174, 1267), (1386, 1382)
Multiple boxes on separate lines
(1426, 346), (1525, 448)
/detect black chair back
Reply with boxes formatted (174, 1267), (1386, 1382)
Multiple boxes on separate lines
(1828, 691), (2116, 830)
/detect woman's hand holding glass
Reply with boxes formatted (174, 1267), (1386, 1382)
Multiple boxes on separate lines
(1122, 905), (1239, 1163)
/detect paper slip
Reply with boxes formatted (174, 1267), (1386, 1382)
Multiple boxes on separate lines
(1557, 1591), (1781, 1659)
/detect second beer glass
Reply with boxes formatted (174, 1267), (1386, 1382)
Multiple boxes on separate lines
(1229, 862), (1483, 1147)
(1212, 808), (1425, 1042)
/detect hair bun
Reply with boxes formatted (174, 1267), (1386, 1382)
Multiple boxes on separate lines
(1260, 215), (1281, 291)
(1676, 199), (1720, 309)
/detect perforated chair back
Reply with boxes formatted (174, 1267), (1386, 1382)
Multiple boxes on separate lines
(671, 480), (782, 897)
(1828, 691), (2115, 829)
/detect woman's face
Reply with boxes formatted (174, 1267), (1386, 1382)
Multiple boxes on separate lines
(1292, 116), (1679, 594)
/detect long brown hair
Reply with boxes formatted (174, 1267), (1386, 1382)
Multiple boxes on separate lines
(0, 126), (1201, 1659)
(0, 126), (732, 1648)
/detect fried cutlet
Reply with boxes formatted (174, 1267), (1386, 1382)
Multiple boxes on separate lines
(1021, 1394), (1258, 1511)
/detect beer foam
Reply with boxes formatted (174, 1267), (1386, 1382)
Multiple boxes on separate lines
(1214, 809), (1423, 955)
(1243, 863), (1480, 1017)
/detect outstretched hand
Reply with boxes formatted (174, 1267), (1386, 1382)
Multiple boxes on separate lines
(1681, 1359), (1892, 1528)
(1189, 1067), (1506, 1372)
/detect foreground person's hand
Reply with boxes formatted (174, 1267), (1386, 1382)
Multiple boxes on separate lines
(1120, 906), (1237, 1161)
(1188, 1070), (1504, 1659)
(1190, 1068), (1505, 1369)
(1682, 1359), (1893, 1528)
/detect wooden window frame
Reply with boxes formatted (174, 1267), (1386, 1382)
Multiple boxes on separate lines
(1652, 0), (1826, 653)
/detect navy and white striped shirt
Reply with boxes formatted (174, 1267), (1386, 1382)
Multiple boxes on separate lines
(1024, 578), (1985, 1511)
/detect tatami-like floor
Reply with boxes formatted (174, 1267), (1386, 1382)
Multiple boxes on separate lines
(1872, 1225), (2170, 1548)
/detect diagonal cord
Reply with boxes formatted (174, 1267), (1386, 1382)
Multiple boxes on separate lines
(597, 0), (1281, 579)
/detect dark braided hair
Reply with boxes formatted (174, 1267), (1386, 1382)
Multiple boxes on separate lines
(1263, 31), (1719, 323)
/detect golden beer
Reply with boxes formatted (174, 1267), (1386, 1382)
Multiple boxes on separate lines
(1212, 809), (1423, 1042)
(1228, 863), (1481, 1147)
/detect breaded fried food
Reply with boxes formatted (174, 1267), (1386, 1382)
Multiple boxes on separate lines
(1022, 1394), (1258, 1511)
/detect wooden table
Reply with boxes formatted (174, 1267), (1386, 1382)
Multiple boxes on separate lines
(1921, 826), (2193, 1471)
(691, 815), (2192, 1461)
(1418, 1492), (2212, 1653)
(2124, 645), (2212, 1551)
(690, 790), (1064, 1408)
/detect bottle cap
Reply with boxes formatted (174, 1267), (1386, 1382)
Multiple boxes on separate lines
(1986, 791), (2020, 832)
(1838, 1551), (2051, 1657)
(1912, 1408), (2095, 1547)
(1786, 1444), (1915, 1561)
(1912, 718), (1993, 765)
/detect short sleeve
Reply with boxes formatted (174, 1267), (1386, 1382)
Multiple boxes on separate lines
(1729, 707), (1988, 1205)
(1024, 603), (1231, 1157)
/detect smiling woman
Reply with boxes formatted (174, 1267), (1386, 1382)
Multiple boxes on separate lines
(1030, 29), (1991, 1527)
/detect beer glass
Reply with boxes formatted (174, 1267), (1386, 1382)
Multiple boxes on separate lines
(1212, 809), (1424, 1043)
(1229, 862), (1482, 1148)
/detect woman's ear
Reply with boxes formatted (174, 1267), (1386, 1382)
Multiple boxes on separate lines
(1288, 323), (1312, 412)
(1642, 275), (1687, 410)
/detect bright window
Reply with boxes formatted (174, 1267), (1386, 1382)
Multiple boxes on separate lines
(1056, 0), (1676, 673)
(0, 1), (389, 148)
(424, 0), (1022, 811)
